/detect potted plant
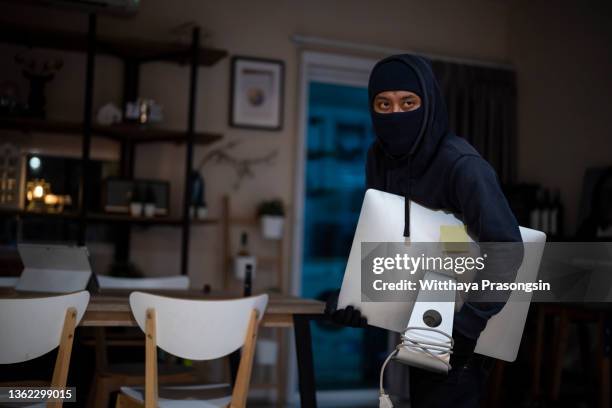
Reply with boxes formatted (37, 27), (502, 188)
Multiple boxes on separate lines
(257, 199), (285, 239)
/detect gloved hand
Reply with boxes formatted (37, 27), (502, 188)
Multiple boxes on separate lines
(324, 289), (368, 328)
(449, 329), (477, 369)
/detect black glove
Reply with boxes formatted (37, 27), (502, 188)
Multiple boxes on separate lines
(449, 329), (477, 369)
(324, 289), (368, 328)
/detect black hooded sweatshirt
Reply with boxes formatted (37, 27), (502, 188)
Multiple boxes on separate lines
(366, 54), (522, 340)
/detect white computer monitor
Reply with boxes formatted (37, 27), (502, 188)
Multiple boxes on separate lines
(16, 244), (92, 293)
(338, 188), (546, 362)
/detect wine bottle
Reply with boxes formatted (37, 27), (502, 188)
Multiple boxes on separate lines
(540, 189), (550, 234)
(550, 189), (563, 238)
(243, 264), (253, 297)
(234, 232), (256, 281)
(530, 189), (542, 230)
(238, 232), (249, 256)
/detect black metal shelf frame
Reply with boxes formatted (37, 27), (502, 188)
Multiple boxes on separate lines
(7, 14), (225, 275)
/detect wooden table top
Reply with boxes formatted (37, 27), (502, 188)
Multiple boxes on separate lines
(0, 288), (325, 328)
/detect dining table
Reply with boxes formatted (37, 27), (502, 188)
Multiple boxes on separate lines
(0, 287), (326, 408)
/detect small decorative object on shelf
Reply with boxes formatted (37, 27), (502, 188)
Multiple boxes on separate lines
(234, 231), (257, 280)
(25, 179), (49, 211)
(15, 51), (63, 118)
(24, 177), (71, 213)
(129, 185), (144, 217)
(196, 206), (208, 219)
(96, 103), (122, 125)
(189, 170), (207, 219)
(0, 142), (24, 210)
(124, 100), (139, 123)
(124, 98), (163, 124)
(129, 201), (143, 217)
(257, 198), (285, 240)
(42, 192), (72, 213)
(104, 178), (169, 216)
(143, 186), (156, 218)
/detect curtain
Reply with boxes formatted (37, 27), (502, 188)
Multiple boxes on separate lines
(431, 61), (517, 184)
(386, 62), (518, 402)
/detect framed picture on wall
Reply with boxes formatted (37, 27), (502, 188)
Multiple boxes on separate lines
(229, 56), (284, 130)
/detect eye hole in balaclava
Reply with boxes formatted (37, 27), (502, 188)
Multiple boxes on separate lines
(369, 60), (425, 157)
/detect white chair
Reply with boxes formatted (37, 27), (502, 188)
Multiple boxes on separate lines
(97, 275), (190, 290)
(116, 292), (269, 408)
(0, 276), (19, 288)
(0, 291), (90, 408)
(88, 275), (191, 408)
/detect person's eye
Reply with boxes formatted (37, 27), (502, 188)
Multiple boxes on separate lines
(402, 99), (415, 108)
(377, 101), (390, 110)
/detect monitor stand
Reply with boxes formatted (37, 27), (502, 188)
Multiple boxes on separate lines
(395, 271), (455, 373)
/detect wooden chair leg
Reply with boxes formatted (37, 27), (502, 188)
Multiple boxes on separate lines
(88, 327), (110, 408)
(144, 308), (158, 408)
(49, 307), (77, 408)
(94, 327), (109, 370)
(92, 375), (113, 408)
(531, 305), (546, 401)
(231, 309), (260, 408)
(549, 309), (570, 401)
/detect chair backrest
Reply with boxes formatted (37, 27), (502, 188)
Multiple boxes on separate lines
(129, 292), (268, 360)
(0, 291), (90, 364)
(0, 276), (19, 288)
(97, 275), (190, 290)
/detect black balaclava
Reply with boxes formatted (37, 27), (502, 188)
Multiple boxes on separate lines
(367, 55), (449, 238)
(368, 60), (425, 157)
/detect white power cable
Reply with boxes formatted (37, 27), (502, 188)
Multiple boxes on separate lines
(402, 326), (454, 367)
(379, 327), (454, 408)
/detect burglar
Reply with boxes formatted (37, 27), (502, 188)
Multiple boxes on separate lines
(326, 54), (523, 407)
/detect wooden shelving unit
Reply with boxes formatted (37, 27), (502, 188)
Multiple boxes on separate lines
(0, 209), (80, 220)
(85, 213), (219, 226)
(1, 209), (219, 226)
(0, 117), (223, 145)
(1, 16), (227, 275)
(0, 24), (227, 66)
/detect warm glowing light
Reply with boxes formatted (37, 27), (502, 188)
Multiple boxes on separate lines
(33, 185), (44, 198)
(44, 194), (59, 205)
(29, 156), (41, 170)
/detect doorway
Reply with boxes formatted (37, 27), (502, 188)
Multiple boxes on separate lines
(291, 51), (388, 405)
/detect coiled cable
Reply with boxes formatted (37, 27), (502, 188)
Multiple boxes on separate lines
(379, 327), (454, 408)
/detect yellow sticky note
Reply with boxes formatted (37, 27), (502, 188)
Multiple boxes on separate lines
(440, 225), (470, 252)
